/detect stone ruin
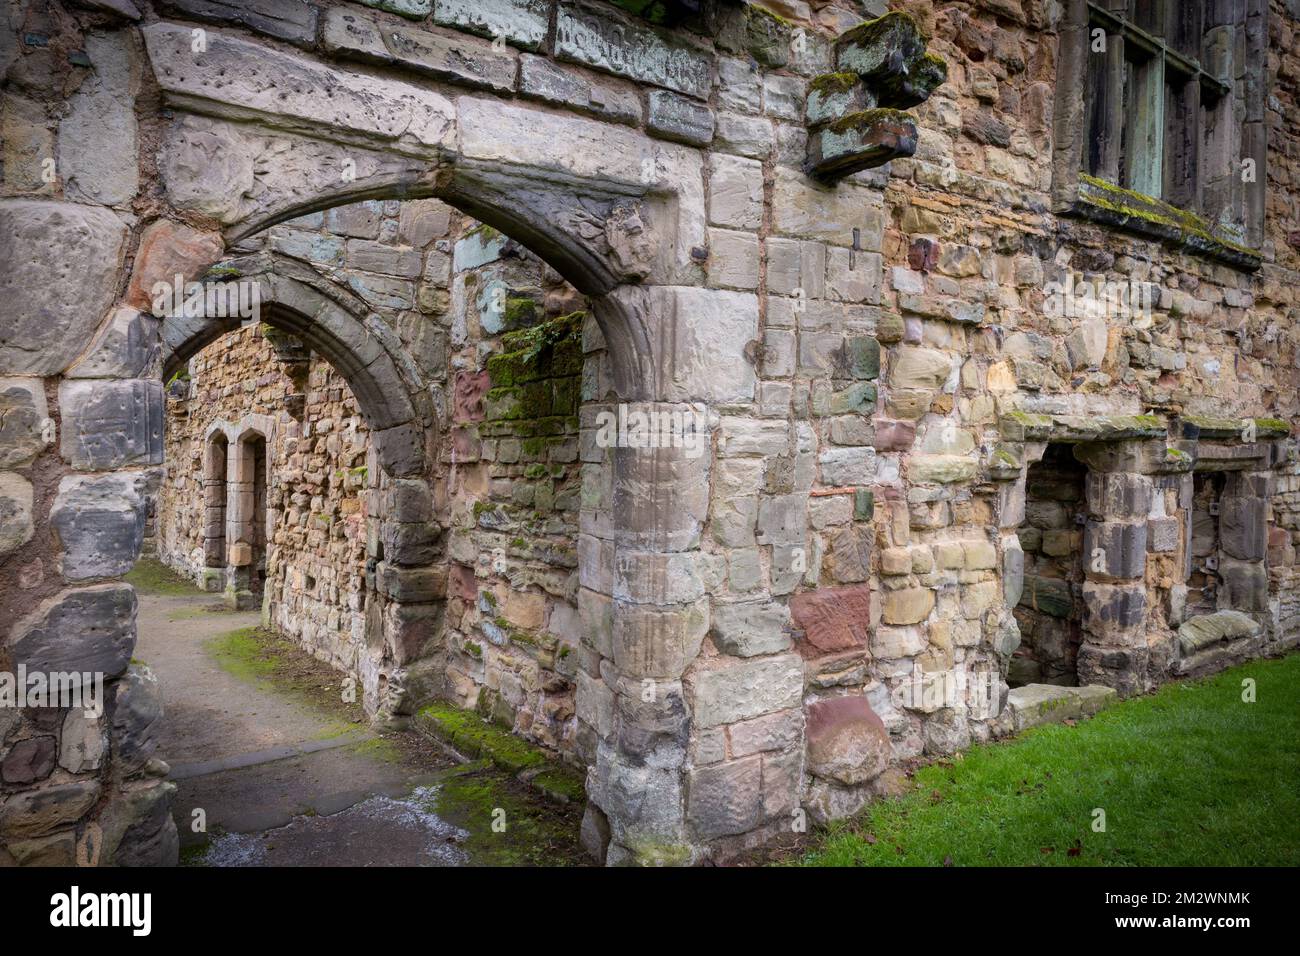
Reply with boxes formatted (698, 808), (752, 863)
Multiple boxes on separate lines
(2, 0), (1299, 866)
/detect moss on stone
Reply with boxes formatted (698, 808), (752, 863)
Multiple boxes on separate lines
(826, 107), (914, 135)
(124, 557), (202, 596)
(838, 10), (926, 49)
(748, 2), (794, 27)
(415, 703), (547, 774)
(809, 71), (859, 95)
(626, 840), (695, 866)
(530, 767), (587, 804)
(1078, 174), (1261, 264)
(921, 50), (948, 73)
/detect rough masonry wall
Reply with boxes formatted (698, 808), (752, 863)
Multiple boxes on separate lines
(795, 0), (1300, 749)
(159, 324), (373, 674)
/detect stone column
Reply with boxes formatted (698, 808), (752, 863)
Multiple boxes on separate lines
(578, 403), (712, 865)
(202, 435), (228, 587)
(1075, 442), (1157, 695)
(224, 436), (257, 609)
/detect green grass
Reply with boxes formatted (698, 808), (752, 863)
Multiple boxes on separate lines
(796, 654), (1300, 867)
(125, 557), (205, 596)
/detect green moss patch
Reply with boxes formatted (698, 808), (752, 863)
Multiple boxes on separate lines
(415, 703), (587, 808)
(125, 557), (204, 597)
(420, 768), (588, 866)
(1077, 174), (1261, 269)
(206, 625), (369, 726)
(416, 703), (547, 774)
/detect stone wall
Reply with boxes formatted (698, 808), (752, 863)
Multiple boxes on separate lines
(4, 0), (1300, 867)
(159, 324), (374, 673)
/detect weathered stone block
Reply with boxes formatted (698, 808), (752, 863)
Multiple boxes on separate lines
(1218, 495), (1267, 562)
(147, 21), (456, 150)
(1085, 471), (1152, 519)
(710, 600), (792, 657)
(0, 378), (50, 469)
(111, 664), (165, 778)
(1217, 557), (1268, 614)
(819, 447), (876, 486)
(1, 736), (56, 786)
(6, 584), (136, 679)
(806, 109), (918, 180)
(66, 308), (162, 380)
(708, 153), (763, 229)
(519, 55), (642, 125)
(377, 563), (446, 602)
(59, 379), (164, 471)
(756, 493), (807, 546)
(789, 584), (871, 657)
(1021, 574), (1072, 617)
(835, 13), (945, 109)
(908, 454), (977, 484)
(690, 654), (803, 729)
(880, 587), (934, 625)
(729, 708), (803, 757)
(687, 756), (763, 839)
(433, 0), (550, 50)
(612, 598), (709, 679)
(889, 346), (951, 390)
(805, 695), (890, 785)
(647, 89), (715, 146)
(50, 474), (149, 581)
(0, 781), (101, 839)
(99, 779), (178, 866)
(1082, 581), (1146, 640)
(160, 0), (319, 45)
(1177, 609), (1262, 655)
(1082, 519), (1147, 580)
(60, 709), (108, 774)
(0, 471), (35, 561)
(0, 201), (128, 375)
(58, 31), (139, 205)
(554, 3), (712, 100)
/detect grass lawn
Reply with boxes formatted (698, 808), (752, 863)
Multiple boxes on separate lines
(796, 653), (1300, 867)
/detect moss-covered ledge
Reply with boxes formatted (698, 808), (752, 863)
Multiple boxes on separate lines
(1070, 175), (1262, 272)
(1177, 415), (1292, 442)
(999, 411), (1167, 443)
(414, 703), (586, 805)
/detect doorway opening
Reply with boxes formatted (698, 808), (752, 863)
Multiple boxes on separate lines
(1011, 444), (1088, 686)
(1188, 471), (1225, 615)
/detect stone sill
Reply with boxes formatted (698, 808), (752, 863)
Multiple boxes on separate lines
(1066, 175), (1262, 272)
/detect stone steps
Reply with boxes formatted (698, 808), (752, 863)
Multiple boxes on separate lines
(1174, 610), (1264, 678)
(1005, 683), (1117, 732)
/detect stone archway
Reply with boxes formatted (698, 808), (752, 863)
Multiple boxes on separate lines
(136, 20), (741, 865)
(161, 264), (442, 717)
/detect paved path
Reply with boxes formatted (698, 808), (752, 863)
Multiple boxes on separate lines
(132, 569), (468, 865)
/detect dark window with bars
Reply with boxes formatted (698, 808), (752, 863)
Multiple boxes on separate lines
(1082, 0), (1248, 240)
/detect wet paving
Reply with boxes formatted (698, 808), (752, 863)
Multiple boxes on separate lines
(129, 560), (586, 867)
(199, 785), (470, 867)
